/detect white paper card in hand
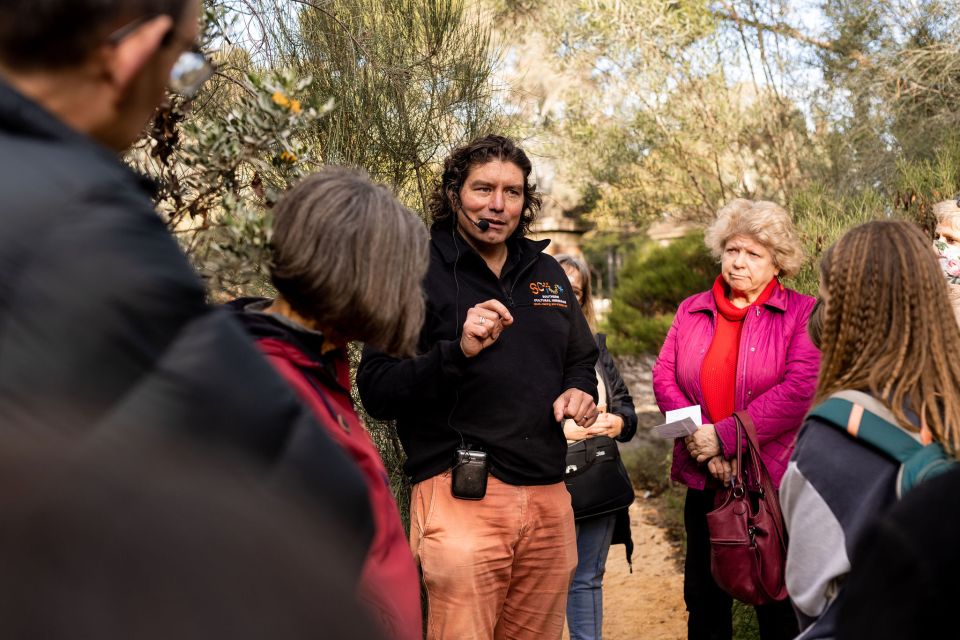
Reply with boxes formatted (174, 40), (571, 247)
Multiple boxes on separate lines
(665, 405), (702, 426)
(654, 405), (703, 439)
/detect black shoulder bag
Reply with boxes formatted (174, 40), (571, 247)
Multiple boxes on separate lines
(564, 436), (635, 520)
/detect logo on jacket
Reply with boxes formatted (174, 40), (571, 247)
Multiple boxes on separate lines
(528, 282), (569, 308)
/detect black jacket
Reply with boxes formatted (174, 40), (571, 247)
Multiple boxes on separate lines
(0, 79), (372, 563)
(836, 466), (960, 640)
(596, 333), (638, 443)
(592, 333), (637, 561)
(357, 225), (598, 485)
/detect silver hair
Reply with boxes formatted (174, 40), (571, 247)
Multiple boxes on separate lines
(933, 200), (960, 229)
(270, 167), (429, 357)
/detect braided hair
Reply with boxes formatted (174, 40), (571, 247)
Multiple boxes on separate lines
(816, 220), (960, 455)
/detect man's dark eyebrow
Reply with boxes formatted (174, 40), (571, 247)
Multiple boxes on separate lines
(467, 179), (524, 190)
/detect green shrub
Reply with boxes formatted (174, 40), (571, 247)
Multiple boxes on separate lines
(732, 601), (761, 640)
(785, 185), (889, 296)
(615, 233), (717, 315)
(606, 232), (716, 356)
(607, 314), (676, 355)
(784, 142), (960, 297)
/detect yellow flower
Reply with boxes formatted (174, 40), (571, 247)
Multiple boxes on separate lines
(289, 99), (302, 114)
(272, 91), (290, 108)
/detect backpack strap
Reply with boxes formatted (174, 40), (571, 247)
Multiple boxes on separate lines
(806, 392), (958, 497)
(808, 396), (923, 464)
(901, 441), (955, 491)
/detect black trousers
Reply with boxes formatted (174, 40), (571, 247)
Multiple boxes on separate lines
(683, 487), (799, 640)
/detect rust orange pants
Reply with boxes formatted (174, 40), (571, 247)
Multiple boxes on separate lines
(410, 471), (578, 640)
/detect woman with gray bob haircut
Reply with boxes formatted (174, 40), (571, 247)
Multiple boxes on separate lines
(267, 167), (429, 357)
(229, 166), (429, 640)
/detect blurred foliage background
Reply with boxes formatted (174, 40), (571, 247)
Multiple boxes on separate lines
(138, 0), (960, 356)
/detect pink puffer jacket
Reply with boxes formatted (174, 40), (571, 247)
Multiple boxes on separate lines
(652, 283), (820, 490)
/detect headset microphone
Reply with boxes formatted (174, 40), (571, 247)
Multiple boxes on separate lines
(456, 201), (490, 232)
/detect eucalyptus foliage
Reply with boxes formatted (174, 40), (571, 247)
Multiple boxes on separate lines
(128, 6), (331, 296)
(498, 0), (819, 225)
(133, 0), (501, 292)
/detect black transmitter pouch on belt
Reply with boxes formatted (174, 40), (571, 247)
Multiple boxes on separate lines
(452, 448), (488, 500)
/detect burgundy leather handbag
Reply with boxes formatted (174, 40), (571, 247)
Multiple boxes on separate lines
(706, 411), (789, 605)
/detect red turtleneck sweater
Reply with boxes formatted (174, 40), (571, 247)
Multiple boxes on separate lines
(700, 276), (779, 425)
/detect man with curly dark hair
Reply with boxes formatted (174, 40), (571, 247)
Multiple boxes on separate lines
(358, 134), (599, 639)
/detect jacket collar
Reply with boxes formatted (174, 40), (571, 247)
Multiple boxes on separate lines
(431, 223), (550, 270)
(0, 77), (158, 198)
(226, 297), (344, 390)
(687, 278), (789, 314)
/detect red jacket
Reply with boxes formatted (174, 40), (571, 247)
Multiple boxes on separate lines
(231, 299), (422, 640)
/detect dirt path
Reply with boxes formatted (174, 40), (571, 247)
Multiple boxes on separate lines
(564, 497), (687, 640)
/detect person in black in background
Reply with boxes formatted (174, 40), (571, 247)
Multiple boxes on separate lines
(358, 134), (599, 640)
(0, 0), (372, 568)
(556, 253), (638, 640)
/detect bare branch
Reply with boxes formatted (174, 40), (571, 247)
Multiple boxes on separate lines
(712, 7), (871, 67)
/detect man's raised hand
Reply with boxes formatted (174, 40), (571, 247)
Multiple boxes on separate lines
(460, 300), (513, 358)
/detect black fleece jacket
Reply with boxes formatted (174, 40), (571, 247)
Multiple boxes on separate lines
(357, 225), (598, 486)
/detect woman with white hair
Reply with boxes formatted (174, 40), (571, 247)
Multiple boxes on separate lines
(652, 199), (820, 640)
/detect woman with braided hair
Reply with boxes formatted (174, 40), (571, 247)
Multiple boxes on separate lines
(779, 220), (960, 640)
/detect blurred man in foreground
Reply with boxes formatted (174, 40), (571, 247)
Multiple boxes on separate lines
(0, 0), (372, 565)
(0, 433), (383, 640)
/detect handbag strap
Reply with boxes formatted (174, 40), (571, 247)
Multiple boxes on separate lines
(731, 415), (745, 490)
(735, 411), (764, 484)
(734, 410), (787, 545)
(729, 412), (763, 489)
(736, 410), (762, 452)
(586, 436), (599, 460)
